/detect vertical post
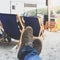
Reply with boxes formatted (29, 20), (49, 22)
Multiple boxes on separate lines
(47, 0), (51, 31)
(10, 0), (11, 14)
(48, 0), (50, 31)
(36, 4), (37, 16)
(48, 0), (50, 23)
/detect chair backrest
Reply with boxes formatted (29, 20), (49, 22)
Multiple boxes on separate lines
(23, 16), (40, 36)
(0, 13), (21, 40)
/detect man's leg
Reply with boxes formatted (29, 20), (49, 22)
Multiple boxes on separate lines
(21, 26), (33, 47)
(18, 26), (33, 60)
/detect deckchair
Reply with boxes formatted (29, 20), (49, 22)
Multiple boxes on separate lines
(11, 16), (41, 49)
(23, 16), (40, 37)
(0, 13), (21, 43)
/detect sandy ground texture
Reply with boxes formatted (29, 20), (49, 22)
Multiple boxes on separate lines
(0, 31), (60, 60)
(40, 31), (60, 60)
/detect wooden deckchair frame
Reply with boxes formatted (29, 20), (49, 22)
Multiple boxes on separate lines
(12, 15), (43, 50)
(12, 15), (25, 49)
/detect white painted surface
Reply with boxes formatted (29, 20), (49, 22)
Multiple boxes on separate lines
(0, 0), (10, 13)
(11, 1), (24, 15)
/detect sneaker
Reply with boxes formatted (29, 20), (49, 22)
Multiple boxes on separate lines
(33, 38), (42, 55)
(18, 26), (33, 59)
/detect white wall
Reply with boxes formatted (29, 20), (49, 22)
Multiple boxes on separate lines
(11, 1), (24, 15)
(0, 0), (10, 13)
(0, 0), (37, 15)
(0, 0), (46, 15)
(0, 0), (24, 15)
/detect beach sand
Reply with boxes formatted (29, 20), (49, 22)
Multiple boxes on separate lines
(0, 31), (60, 60)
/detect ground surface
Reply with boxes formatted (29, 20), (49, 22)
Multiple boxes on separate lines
(40, 31), (60, 60)
(0, 31), (60, 60)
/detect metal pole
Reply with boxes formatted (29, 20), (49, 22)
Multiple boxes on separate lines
(48, 0), (50, 22)
(47, 0), (51, 31)
(36, 4), (37, 16)
(10, 0), (11, 14)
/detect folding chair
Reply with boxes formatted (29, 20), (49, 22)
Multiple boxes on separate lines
(0, 13), (24, 49)
(23, 16), (41, 37)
